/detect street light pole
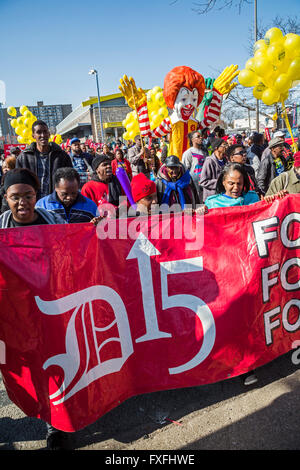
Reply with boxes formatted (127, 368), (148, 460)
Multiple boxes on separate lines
(254, 0), (260, 132)
(88, 69), (104, 143)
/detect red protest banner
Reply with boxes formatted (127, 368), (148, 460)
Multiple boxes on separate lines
(0, 195), (299, 432)
(3, 144), (26, 158)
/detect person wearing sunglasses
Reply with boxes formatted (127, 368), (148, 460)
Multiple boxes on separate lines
(227, 144), (260, 195)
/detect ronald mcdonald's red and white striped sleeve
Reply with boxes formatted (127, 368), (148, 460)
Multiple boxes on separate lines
(137, 103), (172, 138)
(198, 88), (222, 130)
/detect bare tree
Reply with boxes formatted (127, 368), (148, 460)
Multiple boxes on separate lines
(222, 14), (300, 127)
(248, 15), (300, 54)
(169, 0), (252, 14)
(192, 0), (251, 14)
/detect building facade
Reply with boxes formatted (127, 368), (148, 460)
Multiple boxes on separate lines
(0, 101), (72, 145)
(56, 93), (131, 143)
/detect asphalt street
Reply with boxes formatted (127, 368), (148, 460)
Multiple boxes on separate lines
(0, 351), (299, 451)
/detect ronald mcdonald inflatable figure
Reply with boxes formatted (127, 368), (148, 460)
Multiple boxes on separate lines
(119, 64), (238, 159)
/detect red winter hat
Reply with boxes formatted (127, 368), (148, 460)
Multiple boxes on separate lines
(293, 151), (300, 168)
(131, 173), (156, 203)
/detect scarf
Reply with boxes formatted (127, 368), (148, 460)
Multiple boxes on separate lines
(161, 170), (191, 209)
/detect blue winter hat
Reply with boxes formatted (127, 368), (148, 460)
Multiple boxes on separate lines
(70, 138), (80, 145)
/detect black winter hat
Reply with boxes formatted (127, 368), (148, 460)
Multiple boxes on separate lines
(92, 154), (111, 171)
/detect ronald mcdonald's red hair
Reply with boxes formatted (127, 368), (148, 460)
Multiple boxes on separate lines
(163, 66), (205, 109)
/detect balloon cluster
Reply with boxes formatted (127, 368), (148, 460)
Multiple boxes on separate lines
(7, 105), (63, 145)
(7, 105), (37, 145)
(238, 28), (300, 106)
(49, 134), (63, 144)
(122, 86), (168, 140)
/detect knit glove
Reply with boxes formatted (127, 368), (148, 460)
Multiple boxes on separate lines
(203, 78), (215, 106)
(196, 78), (215, 121)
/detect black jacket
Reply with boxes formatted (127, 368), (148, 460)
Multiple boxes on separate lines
(256, 154), (287, 195)
(244, 164), (261, 195)
(16, 142), (72, 195)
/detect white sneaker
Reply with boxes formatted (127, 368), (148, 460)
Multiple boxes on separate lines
(244, 373), (258, 386)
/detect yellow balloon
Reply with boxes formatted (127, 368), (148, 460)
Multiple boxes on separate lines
(126, 120), (134, 131)
(7, 106), (17, 117)
(22, 128), (31, 138)
(152, 86), (162, 94)
(261, 73), (276, 89)
(128, 130), (136, 140)
(17, 116), (24, 126)
(24, 118), (32, 128)
(254, 49), (267, 60)
(123, 132), (130, 140)
(253, 39), (268, 54)
(23, 110), (32, 119)
(253, 81), (267, 99)
(277, 56), (291, 73)
(10, 119), (17, 128)
(261, 88), (280, 106)
(284, 34), (300, 58)
(17, 135), (25, 144)
(287, 57), (300, 80)
(15, 126), (23, 135)
(155, 92), (165, 104)
(20, 105), (28, 115)
(150, 113), (159, 125)
(254, 55), (272, 77)
(55, 135), (62, 144)
(264, 27), (284, 46)
(238, 69), (258, 87)
(245, 58), (255, 72)
(273, 73), (292, 93)
(266, 43), (286, 65)
(158, 107), (168, 119)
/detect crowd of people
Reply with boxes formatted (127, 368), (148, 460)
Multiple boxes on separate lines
(0, 120), (299, 226)
(0, 120), (300, 227)
(0, 119), (300, 448)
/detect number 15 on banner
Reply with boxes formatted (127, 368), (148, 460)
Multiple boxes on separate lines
(127, 233), (216, 374)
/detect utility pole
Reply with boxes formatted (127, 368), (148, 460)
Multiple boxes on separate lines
(254, 0), (259, 132)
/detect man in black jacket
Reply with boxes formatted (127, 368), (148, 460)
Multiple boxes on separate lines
(256, 136), (287, 195)
(16, 120), (72, 200)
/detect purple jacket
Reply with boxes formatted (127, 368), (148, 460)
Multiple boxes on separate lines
(199, 153), (227, 202)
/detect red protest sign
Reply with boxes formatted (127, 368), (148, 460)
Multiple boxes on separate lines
(3, 144), (26, 158)
(0, 196), (299, 432)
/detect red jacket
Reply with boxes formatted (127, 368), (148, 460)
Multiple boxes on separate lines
(111, 158), (132, 179)
(81, 180), (109, 207)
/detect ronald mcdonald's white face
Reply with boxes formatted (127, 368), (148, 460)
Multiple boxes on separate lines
(173, 87), (198, 121)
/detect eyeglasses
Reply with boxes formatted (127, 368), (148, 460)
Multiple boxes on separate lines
(7, 194), (36, 202)
(232, 151), (247, 156)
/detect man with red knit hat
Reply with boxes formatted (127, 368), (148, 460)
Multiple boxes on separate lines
(266, 151), (300, 196)
(129, 173), (157, 216)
